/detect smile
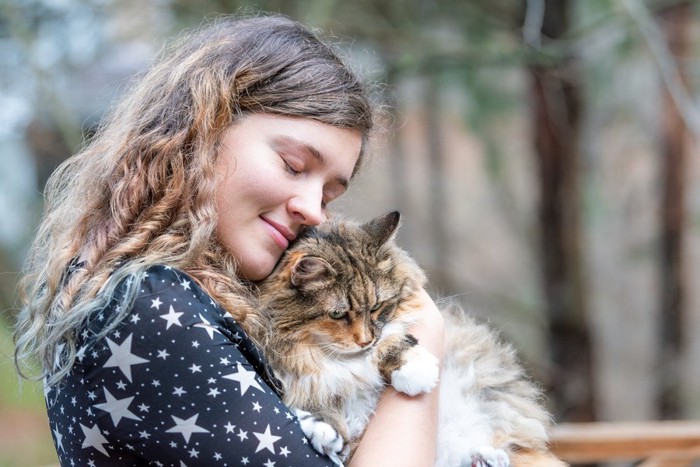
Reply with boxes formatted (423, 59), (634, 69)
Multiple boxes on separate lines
(261, 217), (294, 250)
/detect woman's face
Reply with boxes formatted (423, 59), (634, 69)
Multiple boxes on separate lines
(215, 114), (362, 281)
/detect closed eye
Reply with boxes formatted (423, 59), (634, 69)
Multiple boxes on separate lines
(282, 157), (303, 176)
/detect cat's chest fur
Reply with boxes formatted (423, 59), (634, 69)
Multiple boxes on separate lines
(278, 321), (410, 439)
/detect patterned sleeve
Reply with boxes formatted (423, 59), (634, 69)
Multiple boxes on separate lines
(46, 265), (336, 467)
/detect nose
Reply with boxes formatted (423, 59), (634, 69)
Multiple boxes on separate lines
(287, 188), (325, 226)
(354, 327), (375, 349)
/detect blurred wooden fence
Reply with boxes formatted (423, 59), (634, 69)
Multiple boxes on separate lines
(550, 421), (700, 466)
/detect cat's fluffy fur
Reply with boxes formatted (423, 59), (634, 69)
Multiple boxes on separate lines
(248, 212), (566, 467)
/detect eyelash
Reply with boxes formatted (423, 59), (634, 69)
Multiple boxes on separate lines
(283, 159), (302, 176)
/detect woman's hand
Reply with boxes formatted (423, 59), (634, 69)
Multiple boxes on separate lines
(348, 288), (445, 467)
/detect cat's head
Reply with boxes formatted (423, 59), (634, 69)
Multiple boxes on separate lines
(258, 211), (426, 356)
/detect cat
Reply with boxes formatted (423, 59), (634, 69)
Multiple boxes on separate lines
(250, 211), (567, 467)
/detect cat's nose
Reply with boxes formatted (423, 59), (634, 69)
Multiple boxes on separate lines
(356, 336), (375, 348)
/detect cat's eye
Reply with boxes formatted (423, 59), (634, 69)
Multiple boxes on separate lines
(370, 303), (381, 312)
(329, 309), (346, 320)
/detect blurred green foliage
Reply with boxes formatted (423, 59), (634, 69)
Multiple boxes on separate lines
(0, 321), (58, 466)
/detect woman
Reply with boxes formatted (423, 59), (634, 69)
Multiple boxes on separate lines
(14, 14), (444, 467)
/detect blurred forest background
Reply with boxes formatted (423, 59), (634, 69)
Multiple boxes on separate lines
(2, 0), (700, 465)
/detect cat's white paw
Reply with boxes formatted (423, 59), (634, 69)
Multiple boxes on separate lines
(390, 344), (439, 396)
(468, 446), (510, 467)
(294, 409), (345, 464)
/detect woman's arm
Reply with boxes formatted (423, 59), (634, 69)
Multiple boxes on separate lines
(349, 289), (445, 466)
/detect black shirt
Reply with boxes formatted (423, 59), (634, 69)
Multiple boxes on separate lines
(45, 265), (334, 467)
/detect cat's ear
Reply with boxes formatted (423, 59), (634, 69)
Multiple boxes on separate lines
(361, 211), (401, 248)
(290, 255), (336, 290)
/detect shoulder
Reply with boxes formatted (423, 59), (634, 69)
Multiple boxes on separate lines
(81, 264), (243, 352)
(77, 264), (275, 385)
(97, 264), (277, 385)
(123, 264), (240, 341)
(138, 265), (209, 305)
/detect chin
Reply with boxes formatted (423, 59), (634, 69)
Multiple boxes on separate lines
(241, 257), (279, 282)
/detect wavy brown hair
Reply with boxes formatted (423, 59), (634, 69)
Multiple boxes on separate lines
(14, 15), (376, 385)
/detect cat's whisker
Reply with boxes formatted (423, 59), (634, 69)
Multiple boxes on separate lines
(434, 292), (473, 305)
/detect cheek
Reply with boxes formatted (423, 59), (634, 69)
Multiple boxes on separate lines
(214, 194), (247, 262)
(311, 321), (351, 345)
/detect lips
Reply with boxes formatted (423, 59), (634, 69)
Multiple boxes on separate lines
(261, 217), (295, 250)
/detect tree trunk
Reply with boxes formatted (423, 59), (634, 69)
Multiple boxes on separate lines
(657, 1), (691, 420)
(528, 0), (595, 423)
(424, 73), (452, 292)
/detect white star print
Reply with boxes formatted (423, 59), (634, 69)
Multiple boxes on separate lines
(222, 362), (265, 395)
(103, 334), (149, 382)
(94, 388), (142, 427)
(160, 305), (183, 329)
(47, 266), (336, 467)
(181, 279), (191, 290)
(80, 423), (110, 456)
(76, 345), (87, 362)
(253, 425), (281, 454)
(53, 425), (64, 452)
(165, 414), (210, 443)
(193, 314), (220, 339)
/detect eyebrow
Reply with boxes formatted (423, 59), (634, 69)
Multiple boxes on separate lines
(274, 135), (349, 189)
